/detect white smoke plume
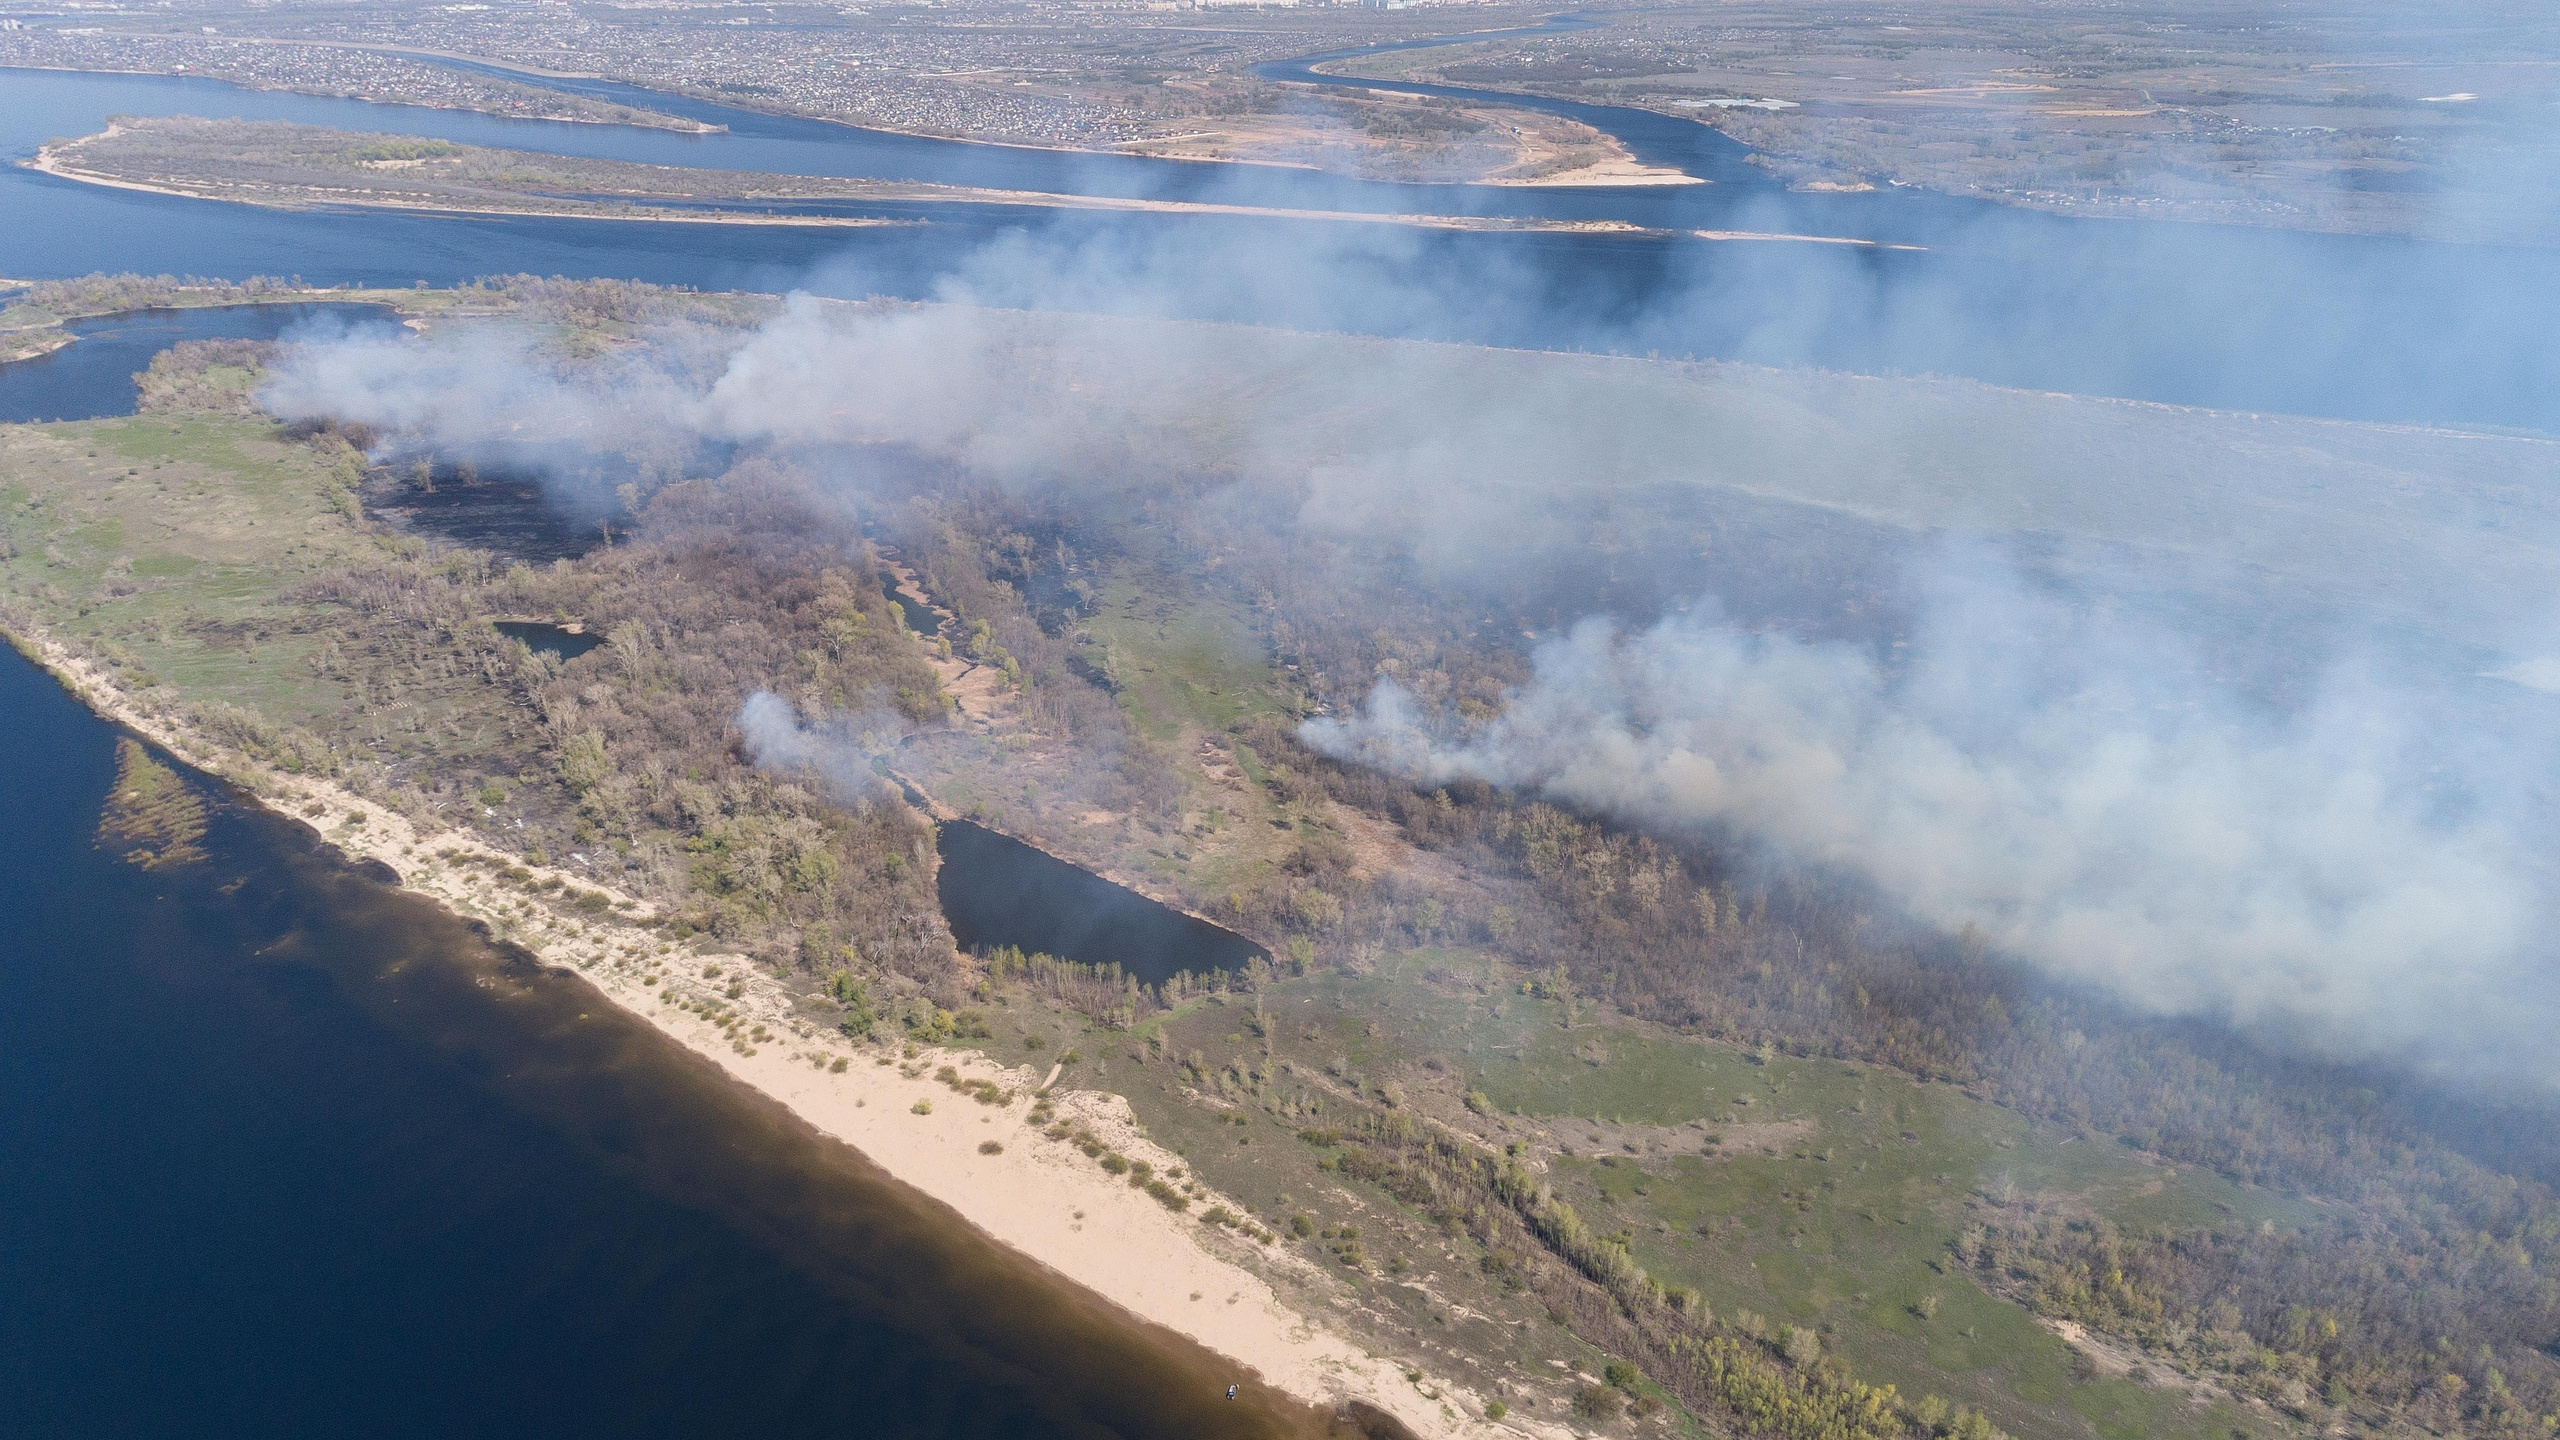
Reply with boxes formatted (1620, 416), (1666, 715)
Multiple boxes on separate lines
(249, 206), (2560, 1091)
(1303, 561), (2551, 1083)
(734, 690), (913, 803)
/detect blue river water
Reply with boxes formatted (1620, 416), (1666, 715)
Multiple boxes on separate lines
(2, 62), (2557, 431)
(0, 643), (1313, 1439)
(0, 300), (401, 422)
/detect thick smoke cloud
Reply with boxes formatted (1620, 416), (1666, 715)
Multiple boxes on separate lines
(251, 125), (2560, 1090)
(1303, 559), (2552, 1083)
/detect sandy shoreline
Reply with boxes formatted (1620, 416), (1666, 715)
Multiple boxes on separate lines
(1, 328), (77, 364)
(28, 143), (1905, 252)
(23, 145), (905, 230)
(8, 623), (1514, 1440)
(26, 140), (1679, 242)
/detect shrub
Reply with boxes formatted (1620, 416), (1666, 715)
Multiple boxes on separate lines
(978, 1140), (1003, 1155)
(911, 1099), (933, 1115)
(1604, 1360), (1641, 1391)
(1572, 1385), (1621, 1421)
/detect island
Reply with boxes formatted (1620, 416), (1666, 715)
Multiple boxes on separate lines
(7, 271), (2557, 1440)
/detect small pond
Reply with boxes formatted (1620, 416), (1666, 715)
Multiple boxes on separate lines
(934, 820), (1264, 987)
(495, 621), (605, 661)
(882, 576), (940, 636)
(0, 301), (401, 424)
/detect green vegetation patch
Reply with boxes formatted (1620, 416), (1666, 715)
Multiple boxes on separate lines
(1075, 569), (1284, 740)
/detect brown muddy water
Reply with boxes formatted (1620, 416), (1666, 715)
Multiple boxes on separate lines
(0, 639), (1364, 1440)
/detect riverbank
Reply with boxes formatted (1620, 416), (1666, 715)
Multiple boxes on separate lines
(30, 119), (1679, 241)
(0, 45), (719, 133)
(1, 327), (75, 363)
(2, 620), (1506, 1440)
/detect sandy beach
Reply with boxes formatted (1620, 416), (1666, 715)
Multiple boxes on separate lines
(29, 142), (1902, 251)
(11, 625), (1528, 1440)
(26, 137), (1672, 243)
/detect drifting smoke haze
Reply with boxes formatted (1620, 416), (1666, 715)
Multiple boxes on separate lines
(734, 691), (914, 806)
(254, 168), (2560, 1089)
(1301, 565), (2549, 1083)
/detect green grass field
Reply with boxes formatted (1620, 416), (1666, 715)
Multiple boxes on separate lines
(1073, 566), (1290, 741)
(1161, 948), (2290, 1440)
(0, 414), (371, 721)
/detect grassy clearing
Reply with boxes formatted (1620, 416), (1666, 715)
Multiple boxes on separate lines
(1073, 947), (2291, 1440)
(1075, 567), (1288, 741)
(0, 415), (373, 721)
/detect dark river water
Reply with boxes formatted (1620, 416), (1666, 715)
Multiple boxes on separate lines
(0, 641), (1321, 1439)
(3, 63), (2557, 431)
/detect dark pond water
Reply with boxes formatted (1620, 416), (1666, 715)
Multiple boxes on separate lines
(935, 820), (1266, 986)
(2, 66), (2558, 431)
(0, 640), (1321, 1440)
(495, 620), (606, 660)
(884, 576), (942, 636)
(0, 301), (401, 423)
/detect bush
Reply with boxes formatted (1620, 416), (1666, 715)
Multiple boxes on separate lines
(1572, 1385), (1621, 1420)
(1604, 1360), (1641, 1391)
(911, 1099), (933, 1115)
(978, 1140), (1003, 1155)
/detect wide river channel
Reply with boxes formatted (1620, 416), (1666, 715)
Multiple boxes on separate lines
(0, 639), (1311, 1438)
(3, 57), (2557, 431)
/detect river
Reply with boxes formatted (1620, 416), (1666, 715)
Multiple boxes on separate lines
(3, 62), (2558, 431)
(0, 639), (1320, 1439)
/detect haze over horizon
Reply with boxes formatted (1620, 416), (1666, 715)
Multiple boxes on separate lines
(8, 7), (2560, 1440)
